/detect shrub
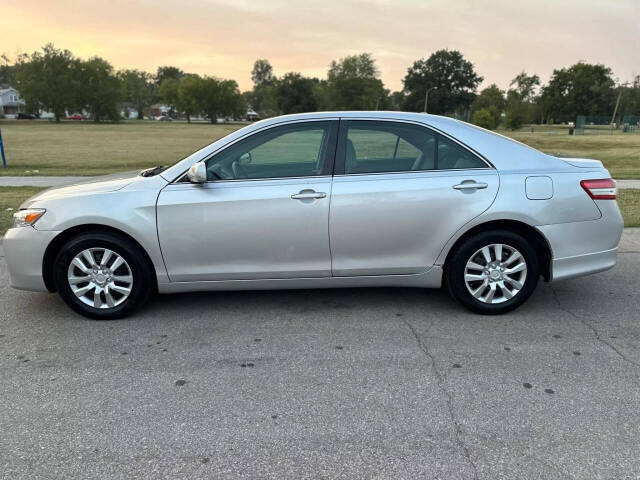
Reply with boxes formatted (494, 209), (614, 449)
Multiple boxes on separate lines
(472, 108), (496, 130)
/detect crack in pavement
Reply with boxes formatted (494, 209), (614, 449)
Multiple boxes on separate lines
(550, 286), (640, 369)
(403, 318), (480, 480)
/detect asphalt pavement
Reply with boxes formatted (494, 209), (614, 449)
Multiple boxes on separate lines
(1, 231), (639, 479)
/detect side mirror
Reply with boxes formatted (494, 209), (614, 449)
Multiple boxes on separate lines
(186, 161), (207, 183)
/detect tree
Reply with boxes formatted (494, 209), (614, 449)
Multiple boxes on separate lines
(247, 59), (278, 116)
(196, 76), (244, 123)
(540, 62), (616, 123)
(472, 107), (500, 130)
(510, 71), (540, 102)
(217, 79), (246, 119)
(389, 91), (405, 111)
(177, 75), (203, 122)
(155, 66), (184, 86)
(325, 53), (385, 110)
(275, 73), (318, 114)
(158, 78), (180, 115)
(617, 80), (640, 121)
(251, 59), (274, 86)
(472, 84), (505, 127)
(75, 57), (122, 122)
(118, 69), (154, 119)
(0, 53), (24, 86)
(503, 90), (529, 130)
(402, 49), (483, 115)
(15, 44), (78, 121)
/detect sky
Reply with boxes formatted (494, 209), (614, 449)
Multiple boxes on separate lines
(2, 0), (638, 92)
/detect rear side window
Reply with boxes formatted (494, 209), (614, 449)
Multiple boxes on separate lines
(437, 135), (486, 170)
(342, 121), (436, 174)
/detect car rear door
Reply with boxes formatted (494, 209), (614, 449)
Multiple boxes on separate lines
(157, 119), (338, 282)
(329, 119), (499, 276)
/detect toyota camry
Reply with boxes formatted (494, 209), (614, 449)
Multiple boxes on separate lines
(3, 112), (623, 319)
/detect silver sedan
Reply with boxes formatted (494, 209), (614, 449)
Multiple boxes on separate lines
(3, 112), (623, 319)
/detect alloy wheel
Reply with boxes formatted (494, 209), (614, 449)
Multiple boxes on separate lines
(67, 248), (133, 309)
(463, 243), (527, 304)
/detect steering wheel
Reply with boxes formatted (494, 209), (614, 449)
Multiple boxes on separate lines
(208, 163), (232, 180)
(231, 160), (249, 179)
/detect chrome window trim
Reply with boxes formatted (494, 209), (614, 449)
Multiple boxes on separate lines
(332, 167), (496, 179)
(171, 118), (339, 184)
(165, 175), (333, 190)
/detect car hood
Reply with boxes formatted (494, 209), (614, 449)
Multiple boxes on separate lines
(20, 171), (142, 208)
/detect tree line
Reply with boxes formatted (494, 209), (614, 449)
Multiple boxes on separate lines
(0, 45), (244, 123)
(1, 44), (639, 129)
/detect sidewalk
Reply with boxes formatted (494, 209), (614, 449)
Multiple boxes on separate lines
(2, 176), (640, 188)
(0, 176), (92, 187)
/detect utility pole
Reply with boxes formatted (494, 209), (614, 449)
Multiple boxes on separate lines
(423, 87), (435, 113)
(610, 82), (628, 127)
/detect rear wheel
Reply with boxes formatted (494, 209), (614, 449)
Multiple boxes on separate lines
(53, 232), (154, 320)
(445, 230), (539, 315)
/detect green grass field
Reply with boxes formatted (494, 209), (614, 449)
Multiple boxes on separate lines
(504, 129), (640, 179)
(1, 186), (638, 236)
(0, 120), (639, 178)
(618, 189), (640, 228)
(0, 121), (239, 176)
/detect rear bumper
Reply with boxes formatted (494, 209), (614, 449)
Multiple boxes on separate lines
(538, 205), (623, 282)
(2, 227), (59, 292)
(550, 247), (618, 282)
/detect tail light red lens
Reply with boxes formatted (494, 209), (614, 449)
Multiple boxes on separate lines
(580, 179), (617, 200)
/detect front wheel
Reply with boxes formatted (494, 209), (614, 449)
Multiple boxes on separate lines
(445, 230), (539, 315)
(53, 232), (154, 320)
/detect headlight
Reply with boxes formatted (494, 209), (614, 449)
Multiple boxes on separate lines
(12, 209), (46, 228)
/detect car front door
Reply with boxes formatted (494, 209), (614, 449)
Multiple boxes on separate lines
(329, 119), (499, 276)
(157, 120), (338, 282)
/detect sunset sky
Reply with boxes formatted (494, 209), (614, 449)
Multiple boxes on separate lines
(2, 0), (638, 92)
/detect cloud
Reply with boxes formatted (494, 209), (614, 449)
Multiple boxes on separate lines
(2, 0), (638, 91)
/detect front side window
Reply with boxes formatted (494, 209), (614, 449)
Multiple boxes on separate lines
(205, 121), (335, 181)
(343, 121), (436, 174)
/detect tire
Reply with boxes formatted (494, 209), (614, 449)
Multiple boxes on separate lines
(53, 231), (154, 320)
(445, 230), (539, 315)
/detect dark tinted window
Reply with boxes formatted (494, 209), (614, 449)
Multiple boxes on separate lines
(343, 121), (436, 174)
(205, 121), (334, 180)
(437, 135), (486, 169)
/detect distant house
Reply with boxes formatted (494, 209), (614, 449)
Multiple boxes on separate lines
(120, 102), (139, 119)
(246, 108), (259, 121)
(0, 87), (25, 116)
(146, 104), (170, 118)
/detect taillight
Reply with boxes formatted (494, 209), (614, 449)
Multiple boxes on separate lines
(580, 179), (617, 200)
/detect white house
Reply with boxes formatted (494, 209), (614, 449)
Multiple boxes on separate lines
(0, 87), (25, 116)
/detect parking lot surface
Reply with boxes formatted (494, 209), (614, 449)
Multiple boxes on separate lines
(1, 232), (639, 479)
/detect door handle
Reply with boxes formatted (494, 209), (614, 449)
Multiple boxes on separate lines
(291, 190), (327, 200)
(452, 181), (488, 191)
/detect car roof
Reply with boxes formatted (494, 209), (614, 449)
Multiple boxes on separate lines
(161, 111), (561, 181)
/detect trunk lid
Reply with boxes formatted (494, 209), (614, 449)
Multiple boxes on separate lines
(558, 157), (604, 169)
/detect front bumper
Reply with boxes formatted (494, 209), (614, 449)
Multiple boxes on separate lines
(2, 227), (60, 292)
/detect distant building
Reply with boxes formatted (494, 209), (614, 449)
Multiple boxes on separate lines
(246, 108), (259, 121)
(120, 102), (139, 119)
(0, 87), (25, 116)
(146, 104), (170, 118)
